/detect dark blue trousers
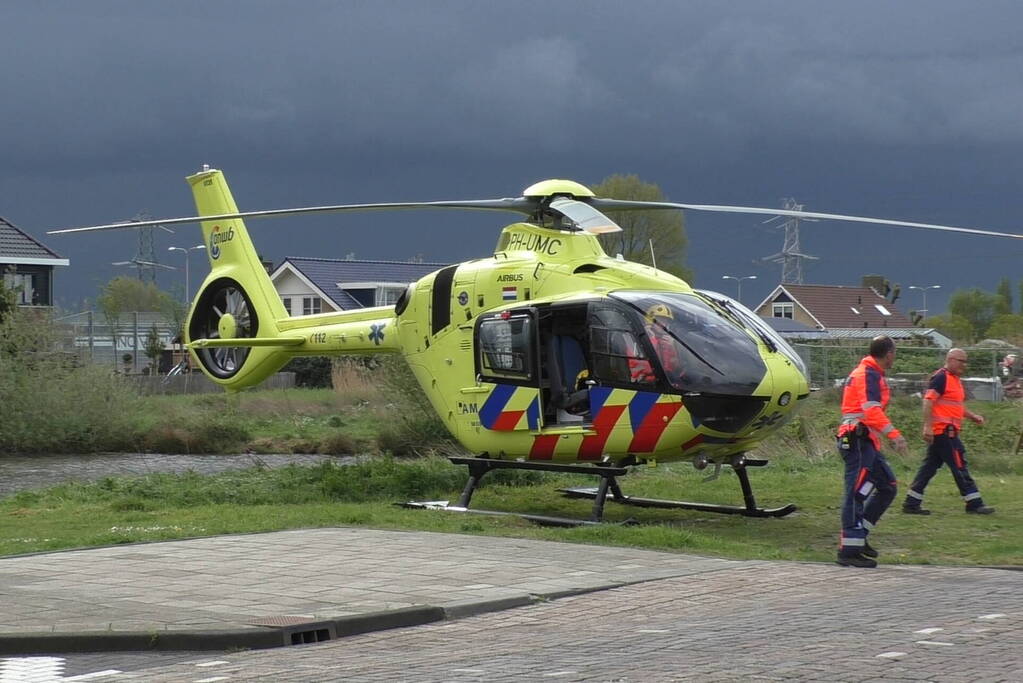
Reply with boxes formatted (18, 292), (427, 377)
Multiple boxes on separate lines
(905, 433), (984, 510)
(839, 434), (897, 555)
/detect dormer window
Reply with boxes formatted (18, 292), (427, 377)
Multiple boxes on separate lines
(377, 286), (405, 306)
(772, 302), (794, 319)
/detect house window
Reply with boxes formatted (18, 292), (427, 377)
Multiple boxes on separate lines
(772, 302), (794, 319)
(377, 287), (404, 306)
(302, 297), (322, 316)
(281, 297), (292, 315)
(3, 272), (37, 305)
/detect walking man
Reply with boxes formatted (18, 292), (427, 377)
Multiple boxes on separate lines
(903, 348), (995, 515)
(836, 335), (907, 568)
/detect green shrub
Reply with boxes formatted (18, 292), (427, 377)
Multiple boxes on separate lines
(319, 432), (359, 455)
(283, 357), (333, 388)
(0, 310), (138, 453)
(372, 356), (456, 456)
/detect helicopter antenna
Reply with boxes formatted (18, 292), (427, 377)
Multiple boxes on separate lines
(761, 198), (818, 284)
(648, 238), (657, 269)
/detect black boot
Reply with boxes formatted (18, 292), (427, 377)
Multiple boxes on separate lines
(966, 505), (995, 515)
(902, 505), (931, 515)
(836, 552), (877, 568)
(861, 541), (879, 559)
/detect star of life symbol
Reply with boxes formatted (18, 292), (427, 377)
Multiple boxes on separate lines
(369, 323), (386, 345)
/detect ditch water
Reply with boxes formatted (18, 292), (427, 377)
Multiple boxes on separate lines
(0, 452), (356, 499)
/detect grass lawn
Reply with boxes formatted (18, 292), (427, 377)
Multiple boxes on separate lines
(2, 453), (1020, 567)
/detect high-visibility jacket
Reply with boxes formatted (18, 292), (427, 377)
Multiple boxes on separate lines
(924, 367), (964, 434)
(627, 326), (680, 384)
(837, 355), (902, 449)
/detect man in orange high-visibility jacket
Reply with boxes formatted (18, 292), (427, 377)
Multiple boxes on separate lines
(903, 349), (995, 515)
(836, 335), (908, 568)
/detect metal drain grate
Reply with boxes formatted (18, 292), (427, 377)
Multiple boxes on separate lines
(247, 615), (336, 645)
(247, 615), (316, 627)
(291, 628), (332, 645)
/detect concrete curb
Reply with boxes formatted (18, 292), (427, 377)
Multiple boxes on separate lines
(0, 595), (543, 655)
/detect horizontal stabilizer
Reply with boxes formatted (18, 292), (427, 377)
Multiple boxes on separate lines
(189, 336), (306, 349)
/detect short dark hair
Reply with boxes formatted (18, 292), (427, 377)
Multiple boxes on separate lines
(869, 335), (895, 359)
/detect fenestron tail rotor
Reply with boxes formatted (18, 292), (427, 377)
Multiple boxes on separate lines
(189, 278), (257, 378)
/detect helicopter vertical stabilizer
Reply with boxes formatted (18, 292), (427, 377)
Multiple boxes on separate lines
(184, 167), (291, 387)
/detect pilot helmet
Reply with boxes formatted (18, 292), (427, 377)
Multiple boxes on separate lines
(645, 303), (673, 323)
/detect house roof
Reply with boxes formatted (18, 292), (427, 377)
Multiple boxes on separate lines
(760, 316), (818, 333)
(821, 327), (953, 348)
(274, 257), (447, 310)
(0, 217), (69, 265)
(758, 284), (914, 329)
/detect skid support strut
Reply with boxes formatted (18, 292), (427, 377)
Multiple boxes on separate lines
(403, 455), (796, 525)
(560, 456), (797, 518)
(453, 457), (629, 523)
(402, 456), (629, 526)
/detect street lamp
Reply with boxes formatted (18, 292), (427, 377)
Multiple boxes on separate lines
(908, 284), (941, 316)
(722, 275), (757, 303)
(168, 244), (207, 303)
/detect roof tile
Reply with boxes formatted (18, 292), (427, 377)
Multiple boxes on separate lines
(279, 257), (447, 311)
(0, 217), (65, 260)
(779, 284), (914, 328)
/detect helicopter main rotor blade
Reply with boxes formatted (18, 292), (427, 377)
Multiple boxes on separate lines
(590, 199), (1023, 241)
(47, 198), (537, 235)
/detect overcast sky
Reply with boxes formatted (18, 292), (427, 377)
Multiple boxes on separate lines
(3, 0), (1023, 314)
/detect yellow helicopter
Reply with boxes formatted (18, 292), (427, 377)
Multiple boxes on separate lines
(50, 167), (1023, 525)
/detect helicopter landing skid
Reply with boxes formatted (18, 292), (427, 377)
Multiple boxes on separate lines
(402, 456), (633, 525)
(560, 459), (797, 518)
(399, 501), (606, 528)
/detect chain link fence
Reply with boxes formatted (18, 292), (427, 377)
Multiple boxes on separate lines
(54, 311), (181, 374)
(792, 342), (1018, 399)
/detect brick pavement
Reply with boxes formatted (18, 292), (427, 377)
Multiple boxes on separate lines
(1, 527), (1020, 680)
(0, 527), (757, 652)
(119, 562), (1023, 682)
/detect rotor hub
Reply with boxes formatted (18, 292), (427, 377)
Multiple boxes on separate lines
(218, 313), (238, 339)
(522, 179), (594, 199)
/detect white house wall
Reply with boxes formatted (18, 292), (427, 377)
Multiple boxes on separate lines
(272, 269), (338, 315)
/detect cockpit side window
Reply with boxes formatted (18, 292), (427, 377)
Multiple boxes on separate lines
(478, 314), (534, 381)
(610, 291), (767, 396)
(587, 304), (658, 387)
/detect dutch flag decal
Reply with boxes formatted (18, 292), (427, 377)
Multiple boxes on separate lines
(502, 286), (517, 301)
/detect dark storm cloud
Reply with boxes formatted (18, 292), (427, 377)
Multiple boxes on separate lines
(2, 0), (1023, 310)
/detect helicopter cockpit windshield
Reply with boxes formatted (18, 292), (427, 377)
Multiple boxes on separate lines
(608, 291), (767, 396)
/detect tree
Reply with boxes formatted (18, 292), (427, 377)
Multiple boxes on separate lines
(97, 277), (175, 314)
(996, 277), (1013, 316)
(947, 288), (1002, 341)
(591, 174), (693, 282)
(96, 277), (177, 371)
(985, 314), (1023, 344)
(143, 325), (165, 374)
(922, 313), (974, 344)
(0, 274), (16, 323)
